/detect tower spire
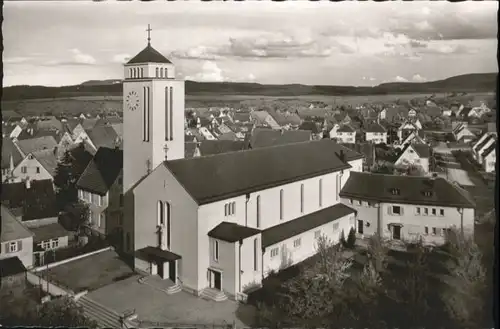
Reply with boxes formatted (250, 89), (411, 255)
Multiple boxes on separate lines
(146, 24), (152, 46)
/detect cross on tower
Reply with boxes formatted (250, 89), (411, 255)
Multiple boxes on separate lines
(163, 144), (169, 160)
(146, 24), (152, 45)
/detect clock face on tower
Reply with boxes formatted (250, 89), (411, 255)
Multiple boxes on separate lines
(125, 91), (140, 111)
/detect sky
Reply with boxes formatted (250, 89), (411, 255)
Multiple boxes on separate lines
(3, 1), (498, 87)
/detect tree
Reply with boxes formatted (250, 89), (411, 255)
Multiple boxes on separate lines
(53, 150), (78, 209)
(63, 200), (90, 235)
(441, 228), (487, 328)
(340, 229), (347, 248)
(366, 233), (389, 273)
(346, 227), (356, 249)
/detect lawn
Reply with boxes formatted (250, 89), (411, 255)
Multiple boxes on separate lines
(39, 250), (135, 293)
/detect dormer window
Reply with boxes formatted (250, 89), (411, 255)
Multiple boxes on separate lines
(423, 190), (433, 197)
(390, 188), (400, 195)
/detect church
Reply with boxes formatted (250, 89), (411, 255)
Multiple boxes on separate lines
(121, 29), (361, 301)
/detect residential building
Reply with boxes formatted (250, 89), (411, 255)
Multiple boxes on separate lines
(0, 257), (28, 294)
(250, 110), (281, 130)
(10, 149), (58, 183)
(76, 147), (124, 238)
(394, 144), (431, 173)
(2, 137), (24, 183)
(472, 133), (496, 164)
(0, 205), (34, 268)
(481, 141), (496, 173)
(339, 172), (475, 245)
(247, 128), (311, 149)
(31, 223), (70, 266)
(364, 123), (387, 144)
(453, 123), (476, 144)
(397, 120), (419, 143)
(330, 124), (356, 143)
(16, 136), (58, 156)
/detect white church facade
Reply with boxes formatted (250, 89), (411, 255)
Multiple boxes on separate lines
(121, 36), (362, 300)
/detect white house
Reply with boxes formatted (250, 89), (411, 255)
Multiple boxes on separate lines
(472, 133), (496, 164)
(397, 120), (419, 143)
(199, 127), (217, 140)
(394, 144), (431, 173)
(9, 125), (23, 140)
(396, 130), (426, 149)
(454, 125), (476, 144)
(10, 150), (58, 183)
(480, 142), (496, 173)
(331, 124), (357, 143)
(364, 123), (387, 144)
(1, 205), (34, 269)
(119, 36), (364, 302)
(339, 172), (476, 245)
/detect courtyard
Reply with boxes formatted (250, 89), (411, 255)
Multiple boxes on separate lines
(39, 250), (135, 293)
(85, 275), (257, 327)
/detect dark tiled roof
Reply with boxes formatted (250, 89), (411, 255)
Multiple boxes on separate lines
(475, 135), (495, 153)
(33, 149), (59, 176)
(409, 144), (431, 158)
(208, 222), (261, 243)
(81, 118), (99, 131)
(1, 179), (58, 221)
(341, 143), (374, 166)
(136, 246), (181, 263)
(481, 141), (496, 157)
(16, 136), (58, 155)
(249, 128), (311, 149)
(127, 44), (173, 64)
(1, 111), (23, 121)
(68, 143), (94, 177)
(299, 121), (322, 134)
(1, 137), (24, 169)
(337, 124), (356, 133)
(339, 172), (476, 208)
(365, 123), (387, 133)
(31, 223), (70, 243)
(0, 257), (26, 277)
(233, 112), (251, 123)
(165, 139), (351, 205)
(185, 135), (196, 143)
(262, 203), (357, 248)
(198, 140), (247, 156)
(86, 125), (120, 150)
(76, 147), (123, 196)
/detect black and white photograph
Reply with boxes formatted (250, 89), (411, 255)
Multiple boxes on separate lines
(1, 1), (497, 328)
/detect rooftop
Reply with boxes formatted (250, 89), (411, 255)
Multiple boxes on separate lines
(248, 127), (311, 149)
(30, 222), (70, 244)
(1, 205), (33, 242)
(339, 172), (476, 208)
(198, 140), (247, 156)
(164, 139), (352, 205)
(0, 257), (26, 277)
(16, 136), (58, 155)
(127, 44), (173, 65)
(208, 222), (261, 243)
(76, 147), (123, 196)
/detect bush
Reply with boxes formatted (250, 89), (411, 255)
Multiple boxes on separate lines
(346, 227), (357, 249)
(340, 230), (347, 248)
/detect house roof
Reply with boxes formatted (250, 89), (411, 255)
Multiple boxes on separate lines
(365, 123), (386, 133)
(339, 172), (476, 208)
(481, 141), (496, 157)
(406, 143), (431, 158)
(218, 131), (239, 141)
(198, 140), (247, 156)
(184, 142), (199, 158)
(36, 117), (63, 132)
(164, 139), (352, 205)
(337, 124), (356, 133)
(249, 128), (311, 149)
(32, 149), (59, 177)
(127, 44), (173, 64)
(86, 125), (120, 150)
(341, 143), (374, 166)
(0, 256), (27, 277)
(185, 135), (196, 143)
(1, 180), (58, 221)
(110, 123), (123, 138)
(267, 110), (302, 127)
(30, 222), (70, 244)
(262, 203), (357, 248)
(475, 134), (494, 152)
(298, 121), (322, 134)
(76, 147), (123, 196)
(23, 128), (63, 143)
(1, 136), (24, 169)
(16, 136), (58, 156)
(1, 110), (23, 121)
(233, 112), (251, 123)
(81, 118), (99, 131)
(208, 222), (261, 243)
(1, 205), (33, 242)
(68, 143), (94, 177)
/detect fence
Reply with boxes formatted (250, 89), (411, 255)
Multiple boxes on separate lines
(32, 246), (112, 272)
(26, 271), (74, 297)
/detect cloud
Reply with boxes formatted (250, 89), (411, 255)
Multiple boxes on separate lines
(4, 57), (32, 64)
(185, 61), (225, 82)
(44, 48), (96, 66)
(394, 76), (409, 83)
(412, 74), (427, 82)
(112, 53), (132, 63)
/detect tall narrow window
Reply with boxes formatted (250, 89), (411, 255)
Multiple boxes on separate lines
(140, 68), (144, 78)
(336, 175), (340, 201)
(156, 67), (159, 77)
(214, 240), (219, 262)
(165, 202), (171, 249)
(142, 87), (150, 142)
(253, 238), (258, 271)
(165, 87), (169, 141)
(280, 189), (284, 220)
(164, 68), (167, 78)
(319, 179), (323, 207)
(300, 184), (304, 213)
(143, 87), (147, 141)
(158, 201), (164, 225)
(129, 69), (132, 78)
(169, 87), (173, 140)
(256, 195), (261, 228)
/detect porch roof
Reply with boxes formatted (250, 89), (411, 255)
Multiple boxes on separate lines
(262, 203), (357, 248)
(136, 246), (181, 263)
(208, 222), (261, 243)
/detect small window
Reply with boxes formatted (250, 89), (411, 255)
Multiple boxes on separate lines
(349, 199), (353, 205)
(390, 188), (401, 195)
(36, 167), (40, 174)
(440, 228), (444, 236)
(9, 241), (18, 253)
(21, 166), (27, 174)
(424, 226), (429, 235)
(270, 247), (279, 258)
(423, 191), (433, 197)
(314, 230), (321, 239)
(293, 238), (301, 248)
(440, 209), (444, 216)
(432, 227), (437, 235)
(300, 184), (304, 213)
(333, 222), (339, 231)
(431, 208), (437, 216)
(357, 200), (362, 206)
(424, 208), (429, 216)
(368, 202), (374, 207)
(253, 238), (258, 271)
(51, 239), (59, 249)
(416, 207), (421, 215)
(214, 240), (219, 262)
(392, 206), (402, 215)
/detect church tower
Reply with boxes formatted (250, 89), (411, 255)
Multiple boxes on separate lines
(123, 25), (185, 192)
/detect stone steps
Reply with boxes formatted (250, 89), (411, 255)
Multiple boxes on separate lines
(166, 283), (182, 295)
(77, 295), (122, 328)
(200, 288), (227, 302)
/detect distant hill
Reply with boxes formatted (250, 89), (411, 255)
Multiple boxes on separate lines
(1, 73), (496, 102)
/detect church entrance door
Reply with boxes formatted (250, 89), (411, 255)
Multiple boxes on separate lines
(168, 260), (176, 282)
(157, 262), (164, 278)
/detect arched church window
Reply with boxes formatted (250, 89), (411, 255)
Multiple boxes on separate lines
(156, 67), (159, 78)
(140, 68), (144, 78)
(133, 68), (136, 78)
(129, 68), (132, 79)
(164, 68), (168, 78)
(158, 201), (164, 225)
